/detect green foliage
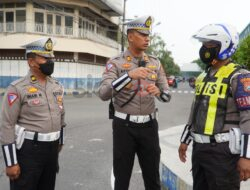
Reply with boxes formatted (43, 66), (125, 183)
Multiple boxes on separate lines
(146, 34), (180, 76)
(192, 58), (206, 71)
(232, 35), (250, 69)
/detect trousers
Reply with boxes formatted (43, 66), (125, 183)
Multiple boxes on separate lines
(10, 139), (59, 190)
(192, 142), (240, 190)
(112, 117), (161, 190)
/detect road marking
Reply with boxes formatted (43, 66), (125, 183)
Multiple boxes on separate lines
(88, 138), (103, 142)
(170, 90), (194, 94)
(111, 167), (115, 190)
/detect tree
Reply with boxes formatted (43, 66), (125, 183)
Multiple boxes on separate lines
(192, 58), (206, 71)
(146, 34), (180, 76)
(232, 35), (250, 69)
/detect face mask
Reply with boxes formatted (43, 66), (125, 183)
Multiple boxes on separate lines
(39, 59), (54, 76)
(199, 45), (219, 65)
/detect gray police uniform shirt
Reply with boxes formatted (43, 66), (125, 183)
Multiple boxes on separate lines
(187, 68), (250, 134)
(0, 71), (66, 145)
(98, 50), (170, 115)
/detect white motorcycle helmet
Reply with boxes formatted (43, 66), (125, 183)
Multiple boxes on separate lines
(193, 24), (239, 60)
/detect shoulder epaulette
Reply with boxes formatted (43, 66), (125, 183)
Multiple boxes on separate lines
(110, 55), (121, 61)
(10, 77), (25, 86)
(148, 54), (158, 60)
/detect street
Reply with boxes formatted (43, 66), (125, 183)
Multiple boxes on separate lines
(0, 82), (194, 190)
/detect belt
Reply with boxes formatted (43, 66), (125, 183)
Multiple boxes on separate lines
(191, 132), (230, 143)
(24, 131), (60, 142)
(114, 111), (155, 123)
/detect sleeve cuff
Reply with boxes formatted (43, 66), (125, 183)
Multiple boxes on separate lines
(2, 143), (18, 167)
(59, 128), (64, 145)
(180, 124), (193, 145)
(157, 90), (171, 102)
(112, 73), (132, 92)
(240, 134), (250, 158)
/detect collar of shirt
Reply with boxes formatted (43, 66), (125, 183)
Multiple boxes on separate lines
(123, 50), (149, 65)
(26, 70), (54, 85)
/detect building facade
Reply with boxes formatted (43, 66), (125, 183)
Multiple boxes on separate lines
(0, 0), (122, 91)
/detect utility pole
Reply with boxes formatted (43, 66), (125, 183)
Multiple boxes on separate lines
(121, 0), (126, 52)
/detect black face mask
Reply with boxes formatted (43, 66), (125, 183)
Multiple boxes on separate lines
(199, 45), (219, 65)
(39, 59), (54, 76)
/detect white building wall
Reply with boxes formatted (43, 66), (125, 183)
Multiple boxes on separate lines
(0, 60), (104, 90)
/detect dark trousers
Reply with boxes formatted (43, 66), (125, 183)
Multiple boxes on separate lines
(192, 142), (240, 190)
(112, 117), (161, 190)
(10, 139), (59, 190)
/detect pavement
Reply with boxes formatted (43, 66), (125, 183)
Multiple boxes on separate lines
(159, 125), (250, 190)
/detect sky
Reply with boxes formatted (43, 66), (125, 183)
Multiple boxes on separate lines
(125, 0), (250, 68)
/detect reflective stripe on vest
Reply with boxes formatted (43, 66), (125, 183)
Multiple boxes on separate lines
(195, 63), (239, 135)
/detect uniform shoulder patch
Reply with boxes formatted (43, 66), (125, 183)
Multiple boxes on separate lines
(106, 62), (114, 71)
(7, 93), (18, 106)
(235, 73), (250, 111)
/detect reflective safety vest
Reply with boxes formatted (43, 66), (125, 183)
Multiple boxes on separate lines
(193, 63), (241, 135)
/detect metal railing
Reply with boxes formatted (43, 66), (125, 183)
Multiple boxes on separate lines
(79, 28), (118, 49)
(35, 23), (44, 33)
(0, 22), (119, 49)
(16, 22), (26, 32)
(47, 24), (53, 34)
(0, 23), (3, 32)
(65, 26), (73, 35)
(6, 22), (14, 32)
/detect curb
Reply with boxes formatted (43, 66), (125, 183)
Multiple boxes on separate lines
(161, 163), (192, 190)
(159, 125), (193, 190)
(159, 126), (250, 190)
(0, 89), (96, 96)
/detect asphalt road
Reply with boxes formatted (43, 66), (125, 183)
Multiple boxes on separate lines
(0, 82), (194, 190)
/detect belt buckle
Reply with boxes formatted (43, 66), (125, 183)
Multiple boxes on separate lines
(209, 135), (217, 145)
(137, 116), (144, 123)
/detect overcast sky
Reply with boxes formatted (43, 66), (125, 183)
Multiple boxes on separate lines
(126, 0), (249, 67)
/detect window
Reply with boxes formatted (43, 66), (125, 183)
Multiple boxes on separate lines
(47, 14), (53, 34)
(65, 16), (73, 27)
(0, 12), (3, 23)
(56, 15), (61, 34)
(16, 3), (26, 8)
(34, 3), (45, 9)
(79, 18), (82, 29)
(16, 10), (26, 22)
(35, 12), (44, 23)
(6, 12), (14, 22)
(0, 11), (3, 32)
(5, 3), (15, 8)
(35, 12), (44, 32)
(47, 14), (52, 25)
(65, 16), (73, 35)
(16, 10), (26, 32)
(6, 12), (14, 32)
(64, 7), (74, 13)
(56, 15), (61, 26)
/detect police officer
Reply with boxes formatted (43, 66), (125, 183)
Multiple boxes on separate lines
(0, 37), (66, 190)
(178, 24), (250, 190)
(98, 15), (171, 190)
